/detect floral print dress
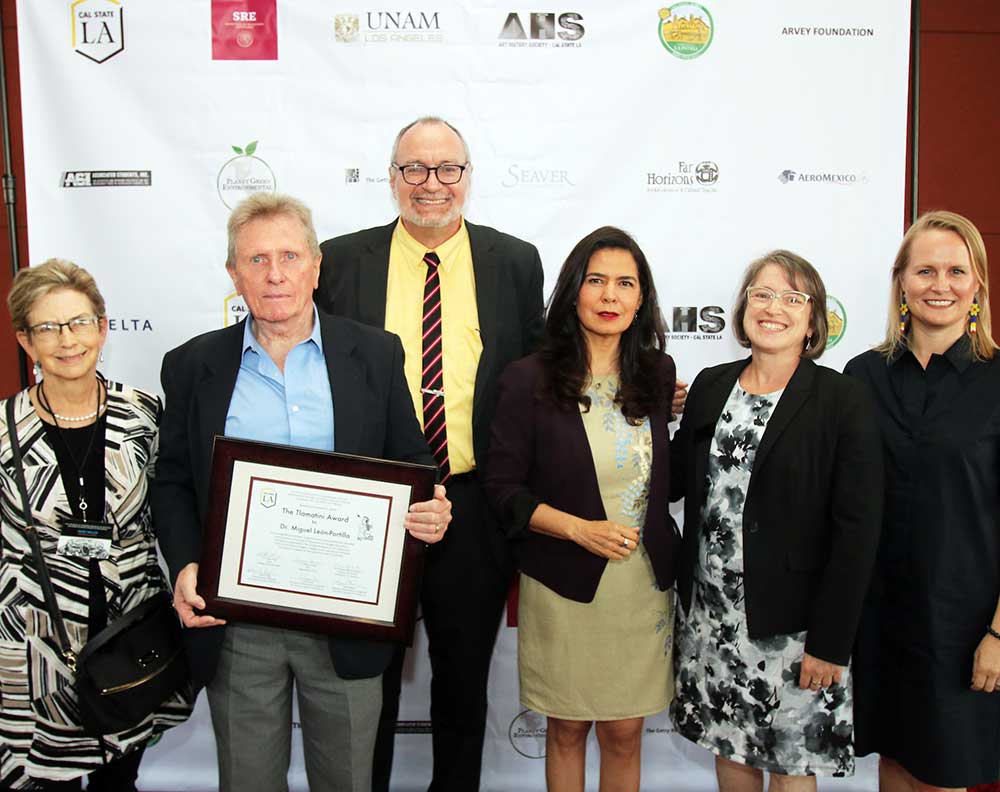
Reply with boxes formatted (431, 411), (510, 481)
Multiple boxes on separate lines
(518, 375), (674, 720)
(670, 382), (854, 776)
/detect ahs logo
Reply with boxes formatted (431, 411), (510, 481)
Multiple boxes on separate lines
(499, 12), (584, 41)
(72, 0), (125, 64)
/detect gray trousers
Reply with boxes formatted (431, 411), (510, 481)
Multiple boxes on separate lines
(206, 623), (381, 792)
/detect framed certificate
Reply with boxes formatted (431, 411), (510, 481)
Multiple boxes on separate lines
(199, 437), (436, 643)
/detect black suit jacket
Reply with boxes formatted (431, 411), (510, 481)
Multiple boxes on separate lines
(316, 219), (545, 568)
(671, 357), (883, 665)
(484, 353), (679, 602)
(152, 310), (433, 688)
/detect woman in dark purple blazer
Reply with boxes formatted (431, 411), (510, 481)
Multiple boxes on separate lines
(485, 226), (678, 792)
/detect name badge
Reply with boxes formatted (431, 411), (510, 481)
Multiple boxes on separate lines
(57, 519), (113, 560)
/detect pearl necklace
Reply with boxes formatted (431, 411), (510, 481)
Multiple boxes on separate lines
(51, 408), (100, 422)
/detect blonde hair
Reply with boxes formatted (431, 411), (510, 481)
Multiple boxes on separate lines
(878, 210), (996, 360)
(226, 192), (320, 267)
(732, 250), (829, 359)
(7, 258), (106, 331)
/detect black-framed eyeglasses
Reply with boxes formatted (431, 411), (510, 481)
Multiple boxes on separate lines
(27, 314), (103, 339)
(391, 163), (468, 186)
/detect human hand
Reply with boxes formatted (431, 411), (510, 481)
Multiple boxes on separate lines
(798, 651), (844, 690)
(173, 562), (226, 628)
(971, 632), (1000, 692)
(671, 379), (689, 418)
(570, 519), (639, 560)
(404, 484), (452, 544)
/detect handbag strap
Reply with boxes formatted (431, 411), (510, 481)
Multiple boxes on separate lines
(5, 396), (77, 670)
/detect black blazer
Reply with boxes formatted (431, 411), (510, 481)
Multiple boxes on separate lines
(671, 357), (883, 665)
(152, 310), (433, 688)
(484, 353), (679, 602)
(316, 219), (544, 569)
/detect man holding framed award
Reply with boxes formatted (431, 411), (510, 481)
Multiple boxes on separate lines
(153, 192), (451, 792)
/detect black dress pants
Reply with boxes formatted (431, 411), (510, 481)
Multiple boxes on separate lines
(373, 473), (510, 792)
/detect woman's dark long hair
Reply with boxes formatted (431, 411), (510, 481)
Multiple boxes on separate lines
(539, 226), (667, 422)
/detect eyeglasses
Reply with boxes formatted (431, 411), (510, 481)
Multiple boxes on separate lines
(391, 163), (468, 186)
(745, 287), (812, 310)
(27, 315), (103, 340)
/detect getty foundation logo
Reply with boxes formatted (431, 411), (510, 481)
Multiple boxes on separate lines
(217, 140), (277, 209)
(71, 0), (125, 64)
(658, 3), (712, 59)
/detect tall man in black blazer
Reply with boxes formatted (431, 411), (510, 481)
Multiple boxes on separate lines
(154, 192), (452, 792)
(316, 117), (544, 792)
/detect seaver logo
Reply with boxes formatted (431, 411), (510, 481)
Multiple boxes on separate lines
(71, 0), (125, 64)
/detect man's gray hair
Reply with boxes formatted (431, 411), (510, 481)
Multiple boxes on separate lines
(390, 116), (471, 164)
(226, 192), (320, 266)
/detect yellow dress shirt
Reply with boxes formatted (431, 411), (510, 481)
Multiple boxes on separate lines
(385, 220), (481, 474)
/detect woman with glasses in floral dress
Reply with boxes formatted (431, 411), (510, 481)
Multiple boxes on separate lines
(670, 251), (882, 790)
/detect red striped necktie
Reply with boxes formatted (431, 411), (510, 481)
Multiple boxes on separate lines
(421, 251), (450, 482)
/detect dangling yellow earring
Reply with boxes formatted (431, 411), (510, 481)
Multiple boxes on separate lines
(899, 294), (910, 334)
(969, 296), (981, 334)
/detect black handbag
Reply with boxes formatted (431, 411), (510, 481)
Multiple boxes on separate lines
(5, 396), (188, 736)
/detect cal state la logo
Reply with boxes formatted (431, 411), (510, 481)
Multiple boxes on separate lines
(224, 292), (248, 327)
(259, 489), (277, 508)
(72, 0), (125, 64)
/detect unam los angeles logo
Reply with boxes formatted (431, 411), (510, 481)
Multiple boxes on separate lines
(334, 11), (443, 44)
(71, 0), (125, 64)
(658, 3), (712, 59)
(217, 140), (276, 209)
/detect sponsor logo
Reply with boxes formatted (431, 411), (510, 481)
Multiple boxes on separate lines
(212, 0), (279, 60)
(224, 292), (249, 327)
(259, 489), (277, 508)
(509, 710), (547, 758)
(61, 170), (151, 188)
(647, 161), (719, 193)
(107, 318), (153, 332)
(826, 295), (846, 347)
(502, 164), (575, 188)
(663, 305), (726, 340)
(498, 12), (584, 47)
(217, 140), (277, 209)
(71, 0), (125, 64)
(780, 26), (874, 38)
(658, 3), (712, 59)
(343, 167), (389, 186)
(334, 11), (443, 44)
(778, 169), (864, 186)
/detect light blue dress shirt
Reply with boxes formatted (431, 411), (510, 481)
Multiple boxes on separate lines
(224, 306), (335, 451)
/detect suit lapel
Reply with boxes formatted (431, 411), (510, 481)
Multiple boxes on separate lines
(751, 358), (816, 474)
(691, 360), (747, 439)
(358, 222), (395, 329)
(321, 314), (363, 456)
(467, 221), (498, 425)
(193, 322), (244, 472)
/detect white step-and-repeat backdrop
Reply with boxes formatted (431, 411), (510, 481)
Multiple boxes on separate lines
(16, 1), (910, 789)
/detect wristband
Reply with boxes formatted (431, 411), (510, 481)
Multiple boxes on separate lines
(987, 626), (1000, 641)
